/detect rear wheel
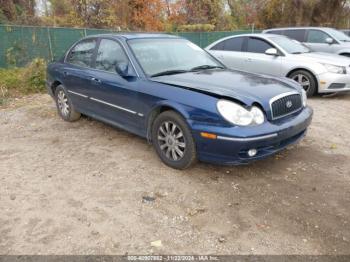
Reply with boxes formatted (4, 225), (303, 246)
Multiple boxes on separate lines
(55, 85), (81, 122)
(151, 111), (196, 169)
(289, 70), (316, 97)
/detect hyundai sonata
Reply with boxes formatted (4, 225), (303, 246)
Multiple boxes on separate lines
(47, 34), (313, 169)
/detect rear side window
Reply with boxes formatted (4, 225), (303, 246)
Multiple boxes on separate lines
(306, 30), (331, 43)
(223, 37), (244, 51)
(67, 39), (96, 67)
(210, 41), (225, 50)
(247, 38), (274, 53)
(95, 39), (129, 73)
(211, 37), (244, 51)
(284, 29), (306, 42)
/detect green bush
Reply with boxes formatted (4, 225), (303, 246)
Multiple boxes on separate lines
(0, 58), (46, 98)
(177, 24), (215, 32)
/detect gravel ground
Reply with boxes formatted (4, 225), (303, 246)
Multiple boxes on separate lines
(0, 94), (349, 255)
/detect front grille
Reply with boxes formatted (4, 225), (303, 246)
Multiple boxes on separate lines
(270, 93), (302, 119)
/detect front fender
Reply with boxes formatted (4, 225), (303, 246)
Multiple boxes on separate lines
(336, 49), (350, 55)
(149, 100), (191, 120)
(286, 62), (326, 76)
(145, 100), (193, 142)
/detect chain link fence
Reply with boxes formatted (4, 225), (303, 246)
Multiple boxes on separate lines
(0, 25), (256, 68)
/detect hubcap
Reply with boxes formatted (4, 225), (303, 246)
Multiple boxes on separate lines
(158, 121), (186, 161)
(57, 90), (69, 116)
(292, 74), (310, 92)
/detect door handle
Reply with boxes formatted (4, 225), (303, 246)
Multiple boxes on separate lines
(91, 77), (101, 84)
(246, 58), (253, 62)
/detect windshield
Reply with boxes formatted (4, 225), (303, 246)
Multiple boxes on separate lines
(128, 38), (223, 76)
(270, 36), (311, 54)
(326, 28), (350, 42)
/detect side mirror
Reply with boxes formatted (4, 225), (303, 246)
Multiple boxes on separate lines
(325, 37), (334, 44)
(265, 48), (279, 56)
(115, 62), (132, 77)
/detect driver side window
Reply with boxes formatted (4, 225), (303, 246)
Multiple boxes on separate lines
(95, 39), (129, 73)
(306, 30), (332, 44)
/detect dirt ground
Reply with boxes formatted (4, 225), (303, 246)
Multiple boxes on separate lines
(0, 93), (349, 255)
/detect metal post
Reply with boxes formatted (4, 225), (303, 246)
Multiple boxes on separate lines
(47, 27), (54, 61)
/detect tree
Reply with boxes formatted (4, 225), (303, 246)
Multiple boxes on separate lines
(183, 0), (224, 28)
(227, 0), (263, 28)
(129, 0), (165, 31)
(0, 0), (38, 24)
(257, 0), (350, 28)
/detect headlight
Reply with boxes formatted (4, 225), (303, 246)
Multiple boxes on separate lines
(301, 89), (307, 107)
(322, 63), (346, 74)
(217, 100), (265, 126)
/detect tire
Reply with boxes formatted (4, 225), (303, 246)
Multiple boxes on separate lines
(54, 85), (81, 122)
(288, 70), (317, 97)
(151, 111), (197, 169)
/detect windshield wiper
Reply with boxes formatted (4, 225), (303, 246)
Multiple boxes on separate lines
(190, 65), (225, 71)
(151, 69), (188, 77)
(291, 51), (310, 54)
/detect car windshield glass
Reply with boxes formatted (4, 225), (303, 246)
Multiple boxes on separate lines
(128, 38), (223, 76)
(326, 28), (350, 42)
(270, 36), (311, 54)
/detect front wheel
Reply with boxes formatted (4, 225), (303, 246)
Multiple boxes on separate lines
(289, 70), (317, 97)
(151, 111), (197, 169)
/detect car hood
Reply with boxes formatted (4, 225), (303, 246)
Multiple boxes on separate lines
(151, 69), (301, 107)
(337, 41), (350, 48)
(298, 52), (350, 66)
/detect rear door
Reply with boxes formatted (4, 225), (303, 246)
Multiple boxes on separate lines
(243, 37), (282, 76)
(283, 29), (306, 42)
(63, 38), (98, 113)
(208, 36), (247, 70)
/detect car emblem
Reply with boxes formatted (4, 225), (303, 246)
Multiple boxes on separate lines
(286, 100), (293, 108)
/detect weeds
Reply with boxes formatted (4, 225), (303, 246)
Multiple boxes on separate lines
(0, 58), (46, 100)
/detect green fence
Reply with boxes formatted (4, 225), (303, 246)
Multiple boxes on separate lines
(0, 25), (257, 68)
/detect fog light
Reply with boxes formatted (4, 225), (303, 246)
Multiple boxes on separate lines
(248, 149), (257, 157)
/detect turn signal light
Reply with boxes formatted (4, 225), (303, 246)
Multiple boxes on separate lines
(200, 132), (217, 139)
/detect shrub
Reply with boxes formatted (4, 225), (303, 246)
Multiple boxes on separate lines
(0, 58), (46, 98)
(22, 58), (47, 93)
(177, 24), (215, 32)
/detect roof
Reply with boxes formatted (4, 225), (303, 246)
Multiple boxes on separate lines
(264, 27), (334, 31)
(85, 33), (179, 40)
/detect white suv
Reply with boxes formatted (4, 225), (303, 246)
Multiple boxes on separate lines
(263, 27), (350, 57)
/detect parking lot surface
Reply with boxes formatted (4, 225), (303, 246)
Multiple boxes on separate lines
(0, 94), (349, 254)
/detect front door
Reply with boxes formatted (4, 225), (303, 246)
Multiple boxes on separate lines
(304, 29), (338, 53)
(243, 37), (282, 76)
(87, 38), (142, 132)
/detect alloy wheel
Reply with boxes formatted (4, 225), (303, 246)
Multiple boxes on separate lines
(57, 90), (70, 117)
(157, 121), (186, 161)
(292, 74), (311, 92)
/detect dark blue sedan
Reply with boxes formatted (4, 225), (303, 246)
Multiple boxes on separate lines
(46, 34), (313, 169)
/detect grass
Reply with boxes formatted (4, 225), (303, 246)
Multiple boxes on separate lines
(0, 58), (47, 103)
